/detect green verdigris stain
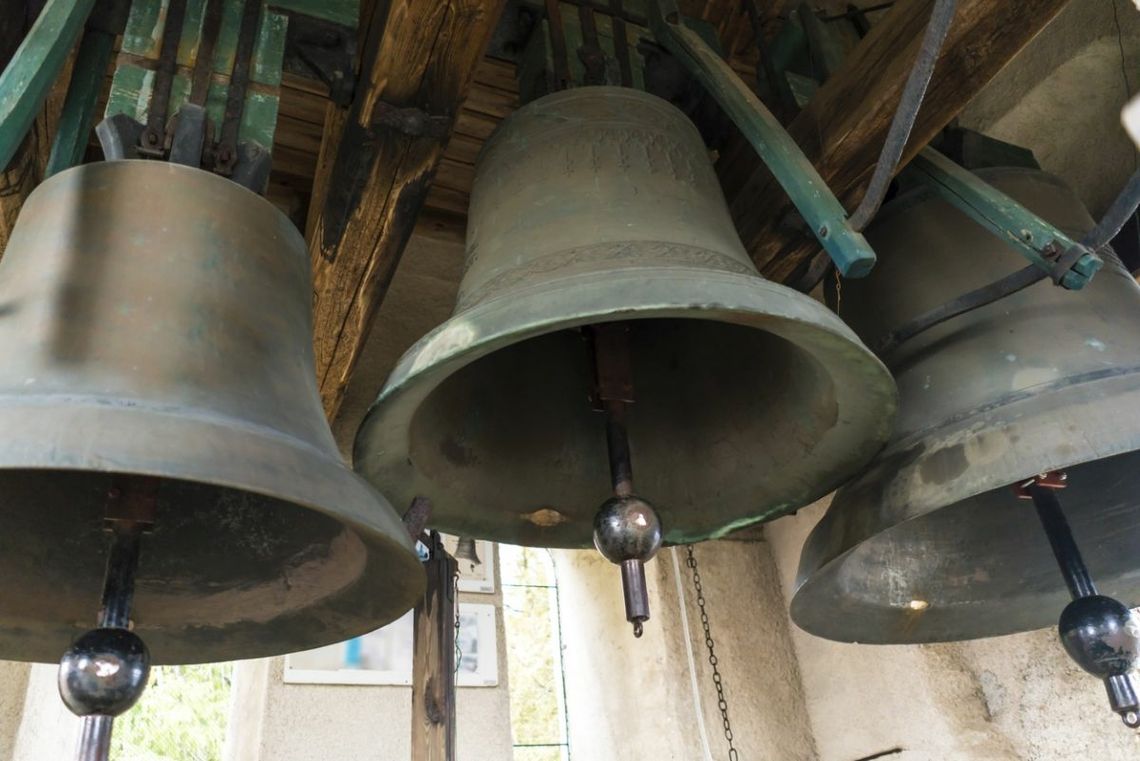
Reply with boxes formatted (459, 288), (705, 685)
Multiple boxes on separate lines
(107, 0), (295, 152)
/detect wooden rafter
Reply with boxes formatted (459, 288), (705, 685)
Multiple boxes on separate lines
(306, 0), (505, 421)
(721, 0), (1074, 284)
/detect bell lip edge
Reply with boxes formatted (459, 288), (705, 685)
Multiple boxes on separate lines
(0, 399), (421, 557)
(353, 264), (895, 460)
(352, 267), (899, 545)
(369, 264), (886, 410)
(789, 375), (1140, 644)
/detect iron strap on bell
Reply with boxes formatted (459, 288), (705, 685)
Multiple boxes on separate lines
(0, 161), (424, 665)
(354, 87), (897, 550)
(792, 168), (1140, 645)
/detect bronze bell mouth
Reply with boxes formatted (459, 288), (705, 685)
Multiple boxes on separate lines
(0, 161), (424, 664)
(792, 168), (1140, 645)
(355, 87), (897, 549)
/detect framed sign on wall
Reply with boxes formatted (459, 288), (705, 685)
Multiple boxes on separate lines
(284, 603), (499, 688)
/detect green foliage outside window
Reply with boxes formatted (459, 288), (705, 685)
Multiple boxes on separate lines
(111, 663), (233, 761)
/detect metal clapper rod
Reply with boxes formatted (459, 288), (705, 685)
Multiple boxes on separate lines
(60, 477), (158, 761)
(588, 323), (662, 638)
(1018, 472), (1140, 728)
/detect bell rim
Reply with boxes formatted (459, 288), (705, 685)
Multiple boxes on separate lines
(790, 368), (1140, 644)
(355, 265), (898, 548)
(0, 397), (425, 664)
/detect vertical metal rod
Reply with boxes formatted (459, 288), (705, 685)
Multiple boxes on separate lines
(1029, 485), (1098, 600)
(604, 399), (633, 497)
(76, 716), (112, 761)
(188, 0), (224, 106)
(577, 4), (605, 85)
(545, 0), (571, 91)
(70, 479), (155, 761)
(214, 0), (261, 174)
(73, 526), (143, 761)
(620, 559), (649, 638)
(140, 0), (189, 151)
(610, 0), (633, 87)
(99, 526), (142, 629)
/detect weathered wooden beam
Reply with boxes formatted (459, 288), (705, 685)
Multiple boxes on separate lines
(726, 0), (1073, 284)
(306, 0), (504, 420)
(411, 532), (458, 761)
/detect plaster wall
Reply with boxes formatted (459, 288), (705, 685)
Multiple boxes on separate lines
(222, 546), (513, 761)
(10, 663), (82, 761)
(552, 538), (818, 761)
(766, 500), (1140, 761)
(0, 662), (30, 761)
(959, 0), (1140, 217)
(754, 6), (1140, 758)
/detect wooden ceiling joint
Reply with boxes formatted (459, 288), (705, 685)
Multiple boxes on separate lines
(306, 0), (506, 421)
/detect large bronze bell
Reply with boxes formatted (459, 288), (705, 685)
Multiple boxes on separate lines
(355, 87), (897, 549)
(0, 161), (423, 664)
(792, 168), (1140, 644)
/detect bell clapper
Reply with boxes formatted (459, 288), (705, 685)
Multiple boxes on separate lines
(1017, 472), (1140, 728)
(588, 323), (663, 638)
(59, 477), (158, 761)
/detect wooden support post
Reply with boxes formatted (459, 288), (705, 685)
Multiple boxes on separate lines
(412, 531), (458, 761)
(721, 0), (1074, 284)
(306, 0), (505, 422)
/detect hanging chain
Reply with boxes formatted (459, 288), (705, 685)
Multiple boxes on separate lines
(686, 545), (739, 761)
(833, 267), (843, 316)
(453, 570), (462, 676)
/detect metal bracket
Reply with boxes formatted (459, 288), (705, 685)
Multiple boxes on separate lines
(372, 102), (451, 139)
(908, 148), (1103, 290)
(215, 0), (263, 176)
(646, 0), (878, 278)
(168, 104), (208, 167)
(1014, 471), (1067, 499)
(138, 0), (189, 158)
(96, 113), (146, 160)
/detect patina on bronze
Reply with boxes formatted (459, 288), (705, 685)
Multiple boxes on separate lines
(355, 87), (897, 549)
(0, 161), (424, 664)
(793, 169), (1140, 644)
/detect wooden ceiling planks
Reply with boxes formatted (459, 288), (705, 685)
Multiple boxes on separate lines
(268, 56), (518, 237)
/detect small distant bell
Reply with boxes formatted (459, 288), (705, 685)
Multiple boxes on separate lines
(454, 537), (482, 566)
